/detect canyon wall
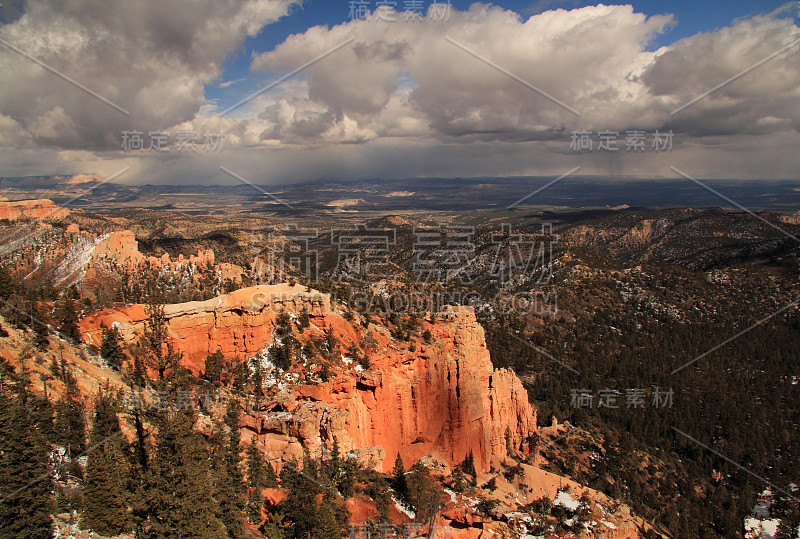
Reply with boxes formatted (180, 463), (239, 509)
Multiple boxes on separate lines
(81, 284), (537, 474)
(264, 304), (537, 474)
(81, 284), (327, 370)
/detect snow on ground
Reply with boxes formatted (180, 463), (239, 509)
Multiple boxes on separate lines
(553, 490), (580, 511)
(745, 490), (782, 539)
(393, 496), (415, 519)
(745, 517), (781, 539)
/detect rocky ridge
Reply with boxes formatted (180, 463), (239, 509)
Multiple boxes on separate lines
(0, 198), (70, 221)
(81, 284), (536, 475)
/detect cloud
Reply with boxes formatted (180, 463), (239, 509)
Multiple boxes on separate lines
(219, 78), (247, 88)
(0, 2), (799, 182)
(0, 0), (299, 151)
(644, 13), (800, 136)
(248, 3), (675, 144)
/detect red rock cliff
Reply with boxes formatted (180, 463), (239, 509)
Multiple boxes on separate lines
(0, 198), (69, 221)
(284, 305), (537, 474)
(81, 285), (536, 474)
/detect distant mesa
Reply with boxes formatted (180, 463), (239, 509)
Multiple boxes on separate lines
(377, 215), (415, 226)
(325, 198), (367, 207)
(65, 173), (103, 185)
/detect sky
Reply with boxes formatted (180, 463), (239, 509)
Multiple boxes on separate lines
(0, 0), (798, 185)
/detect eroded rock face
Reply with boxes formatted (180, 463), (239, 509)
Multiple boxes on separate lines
(0, 198), (69, 221)
(81, 286), (536, 474)
(81, 284), (329, 371)
(92, 230), (215, 271)
(161, 284), (330, 369)
(268, 305), (537, 474)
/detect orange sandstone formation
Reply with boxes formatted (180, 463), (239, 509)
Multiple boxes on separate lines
(92, 230), (215, 271)
(81, 284), (537, 474)
(0, 198), (69, 221)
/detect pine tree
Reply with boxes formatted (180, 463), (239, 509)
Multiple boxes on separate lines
(65, 284), (80, 300)
(54, 390), (86, 457)
(450, 468), (468, 493)
(373, 483), (392, 523)
(326, 437), (355, 499)
(315, 492), (348, 539)
(463, 450), (476, 477)
(247, 442), (266, 491)
(132, 353), (147, 387)
(143, 408), (226, 539)
(327, 437), (341, 483)
(58, 298), (81, 342)
(405, 461), (443, 524)
(340, 459), (357, 500)
(82, 389), (130, 535)
(392, 453), (408, 499)
(278, 461), (314, 538)
(31, 302), (50, 350)
(775, 497), (800, 539)
(245, 443), (267, 524)
(128, 407), (150, 532)
(131, 406), (149, 475)
(0, 264), (13, 300)
(270, 343), (291, 371)
(100, 325), (125, 369)
(49, 355), (61, 378)
(28, 389), (56, 444)
(204, 350), (224, 384)
(217, 401), (246, 539)
(261, 510), (287, 539)
(141, 301), (182, 381)
(278, 456), (349, 539)
(251, 359), (264, 407)
(462, 449), (477, 486)
(0, 389), (55, 538)
(298, 307), (310, 330)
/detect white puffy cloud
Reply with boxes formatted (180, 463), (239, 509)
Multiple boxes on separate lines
(249, 3), (674, 142)
(248, 3), (799, 144)
(0, 0), (299, 150)
(0, 1), (799, 182)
